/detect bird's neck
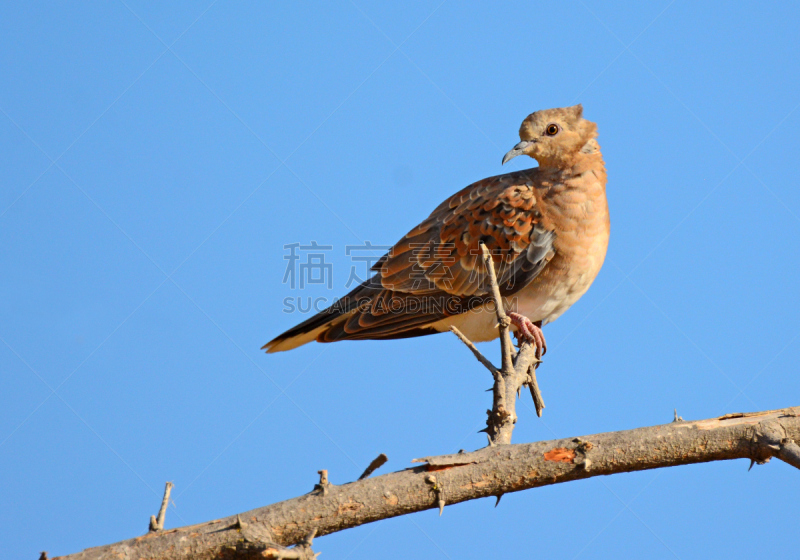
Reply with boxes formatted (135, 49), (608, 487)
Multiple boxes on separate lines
(538, 149), (606, 189)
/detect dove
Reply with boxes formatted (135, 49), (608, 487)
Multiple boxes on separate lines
(264, 104), (609, 358)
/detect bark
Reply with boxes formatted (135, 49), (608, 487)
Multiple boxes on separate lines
(53, 406), (800, 560)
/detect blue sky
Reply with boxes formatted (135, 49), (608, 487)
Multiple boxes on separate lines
(2, 1), (800, 558)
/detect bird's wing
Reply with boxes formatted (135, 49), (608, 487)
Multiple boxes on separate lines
(264, 169), (556, 351)
(323, 170), (556, 338)
(376, 169), (555, 299)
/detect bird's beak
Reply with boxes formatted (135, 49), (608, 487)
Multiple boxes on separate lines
(501, 141), (533, 165)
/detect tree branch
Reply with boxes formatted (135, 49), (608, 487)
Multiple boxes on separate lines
(450, 243), (544, 445)
(53, 406), (800, 560)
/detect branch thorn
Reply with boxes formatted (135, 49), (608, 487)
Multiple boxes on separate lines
(424, 474), (445, 515)
(232, 514), (248, 531)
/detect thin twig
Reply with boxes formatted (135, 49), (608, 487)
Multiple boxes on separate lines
(358, 454), (389, 480)
(314, 470), (331, 496)
(449, 326), (498, 376)
(526, 365), (545, 417)
(480, 243), (515, 370)
(149, 482), (174, 532)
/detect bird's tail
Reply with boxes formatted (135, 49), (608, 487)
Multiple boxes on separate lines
(262, 280), (378, 353)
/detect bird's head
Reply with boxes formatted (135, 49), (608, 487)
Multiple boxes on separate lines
(502, 105), (598, 169)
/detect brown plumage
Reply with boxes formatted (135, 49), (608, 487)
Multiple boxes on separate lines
(264, 105), (609, 355)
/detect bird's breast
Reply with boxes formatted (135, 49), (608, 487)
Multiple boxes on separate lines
(511, 168), (609, 324)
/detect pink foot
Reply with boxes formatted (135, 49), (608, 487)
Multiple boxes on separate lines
(508, 312), (547, 359)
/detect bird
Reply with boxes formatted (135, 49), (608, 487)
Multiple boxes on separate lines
(264, 105), (609, 357)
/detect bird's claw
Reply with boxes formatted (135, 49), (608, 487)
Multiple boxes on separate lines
(508, 312), (547, 359)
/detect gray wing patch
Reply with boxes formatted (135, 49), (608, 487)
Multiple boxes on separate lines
(498, 224), (555, 296)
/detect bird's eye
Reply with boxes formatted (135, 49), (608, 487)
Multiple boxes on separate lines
(546, 124), (559, 136)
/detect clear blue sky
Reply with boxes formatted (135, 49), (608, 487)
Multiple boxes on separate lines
(2, 2), (799, 558)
